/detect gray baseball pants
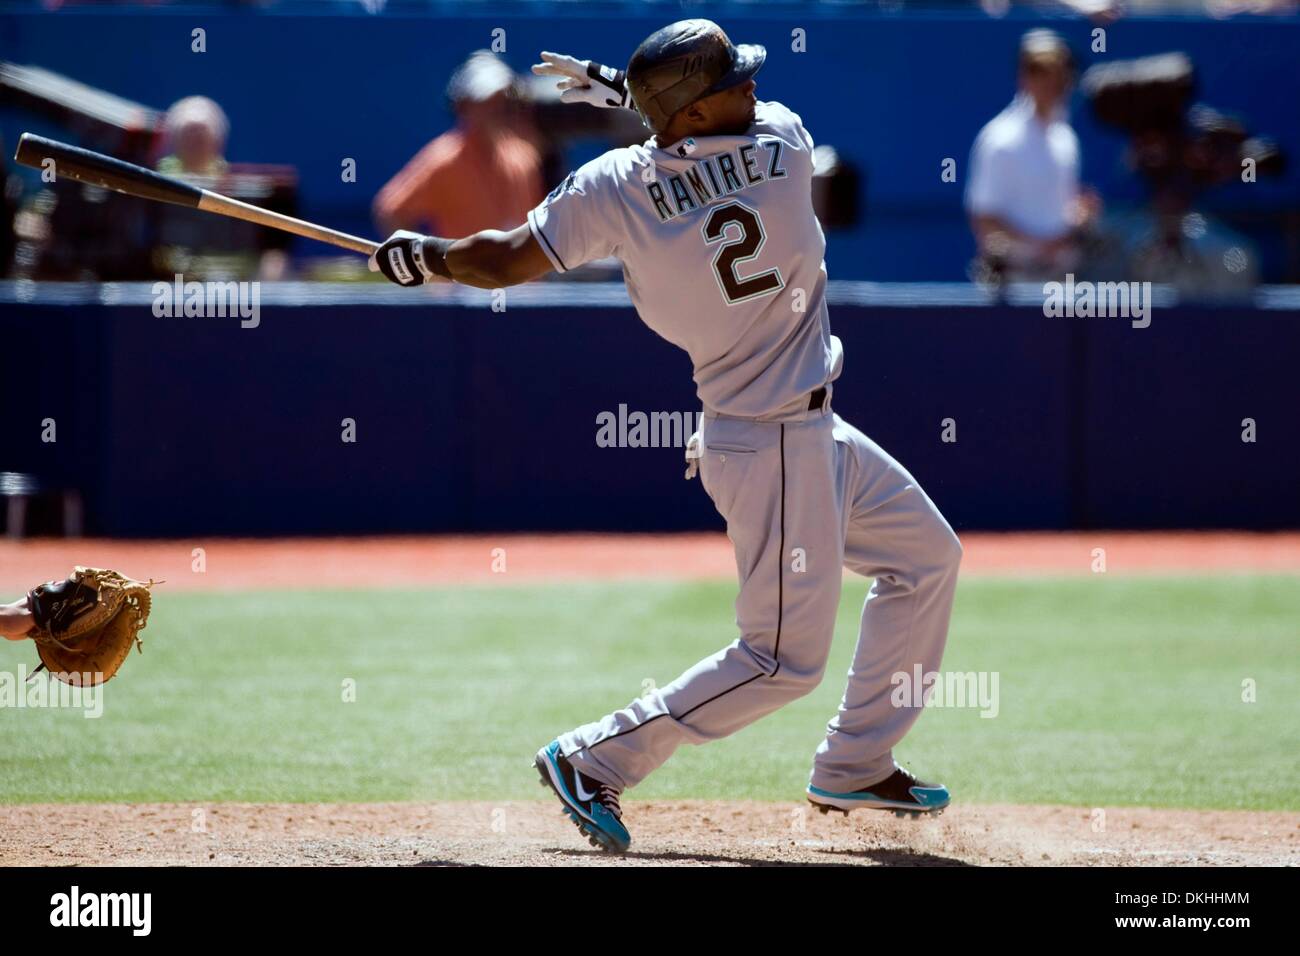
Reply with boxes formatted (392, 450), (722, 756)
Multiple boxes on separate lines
(558, 401), (962, 795)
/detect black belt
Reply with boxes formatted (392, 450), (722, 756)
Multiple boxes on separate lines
(808, 386), (828, 411)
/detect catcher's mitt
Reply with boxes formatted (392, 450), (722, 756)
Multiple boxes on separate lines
(25, 567), (156, 686)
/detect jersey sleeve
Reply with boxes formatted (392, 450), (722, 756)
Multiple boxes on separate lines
(526, 156), (624, 273)
(754, 100), (814, 153)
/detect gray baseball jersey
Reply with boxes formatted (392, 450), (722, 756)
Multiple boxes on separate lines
(527, 100), (842, 419)
(537, 98), (961, 815)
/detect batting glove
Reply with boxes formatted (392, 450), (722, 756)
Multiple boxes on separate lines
(369, 230), (441, 287)
(531, 52), (631, 110)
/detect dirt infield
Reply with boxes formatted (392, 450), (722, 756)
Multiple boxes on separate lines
(3, 532), (1295, 867)
(2, 801), (1295, 867)
(2, 531), (1299, 593)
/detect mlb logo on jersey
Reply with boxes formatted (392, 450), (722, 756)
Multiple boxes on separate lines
(547, 171), (577, 203)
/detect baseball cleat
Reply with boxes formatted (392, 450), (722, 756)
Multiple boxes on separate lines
(806, 764), (950, 816)
(534, 740), (631, 853)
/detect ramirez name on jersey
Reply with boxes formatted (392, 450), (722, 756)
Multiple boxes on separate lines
(644, 139), (788, 223)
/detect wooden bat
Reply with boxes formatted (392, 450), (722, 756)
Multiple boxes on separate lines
(13, 132), (380, 256)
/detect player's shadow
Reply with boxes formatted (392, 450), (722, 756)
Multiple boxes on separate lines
(534, 845), (970, 866)
(812, 847), (973, 867)
(408, 845), (969, 866)
(411, 859), (484, 867)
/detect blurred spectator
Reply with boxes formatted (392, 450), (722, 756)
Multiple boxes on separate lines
(1021, 0), (1124, 23)
(1, 142), (18, 278)
(965, 29), (1101, 281)
(157, 95), (230, 176)
(372, 51), (544, 238)
(154, 95), (290, 280)
(1078, 54), (1281, 296)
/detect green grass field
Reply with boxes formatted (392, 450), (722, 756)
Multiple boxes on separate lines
(1, 576), (1296, 809)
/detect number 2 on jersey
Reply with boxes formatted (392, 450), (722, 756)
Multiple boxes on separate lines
(701, 200), (785, 306)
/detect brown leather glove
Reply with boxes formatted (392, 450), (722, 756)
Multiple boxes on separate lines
(26, 567), (156, 686)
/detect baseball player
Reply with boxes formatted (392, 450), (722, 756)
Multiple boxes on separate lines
(370, 19), (962, 853)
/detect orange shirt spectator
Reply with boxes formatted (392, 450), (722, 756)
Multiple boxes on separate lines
(373, 127), (543, 238)
(373, 51), (545, 239)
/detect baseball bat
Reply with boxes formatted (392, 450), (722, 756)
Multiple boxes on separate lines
(13, 132), (380, 256)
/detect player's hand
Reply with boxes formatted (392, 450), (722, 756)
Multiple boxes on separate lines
(531, 52), (630, 110)
(369, 230), (437, 287)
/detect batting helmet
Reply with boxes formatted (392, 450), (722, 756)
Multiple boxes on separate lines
(625, 19), (767, 135)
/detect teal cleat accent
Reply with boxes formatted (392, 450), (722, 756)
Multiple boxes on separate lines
(534, 740), (632, 853)
(807, 765), (950, 818)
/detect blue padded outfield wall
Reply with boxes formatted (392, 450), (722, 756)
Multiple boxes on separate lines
(2, 8), (1298, 535)
(2, 7), (1299, 282)
(2, 282), (1298, 536)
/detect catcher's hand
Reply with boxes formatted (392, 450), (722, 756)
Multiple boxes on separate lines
(25, 567), (156, 686)
(531, 52), (631, 110)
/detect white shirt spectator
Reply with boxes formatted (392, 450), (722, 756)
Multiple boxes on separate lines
(965, 92), (1080, 240)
